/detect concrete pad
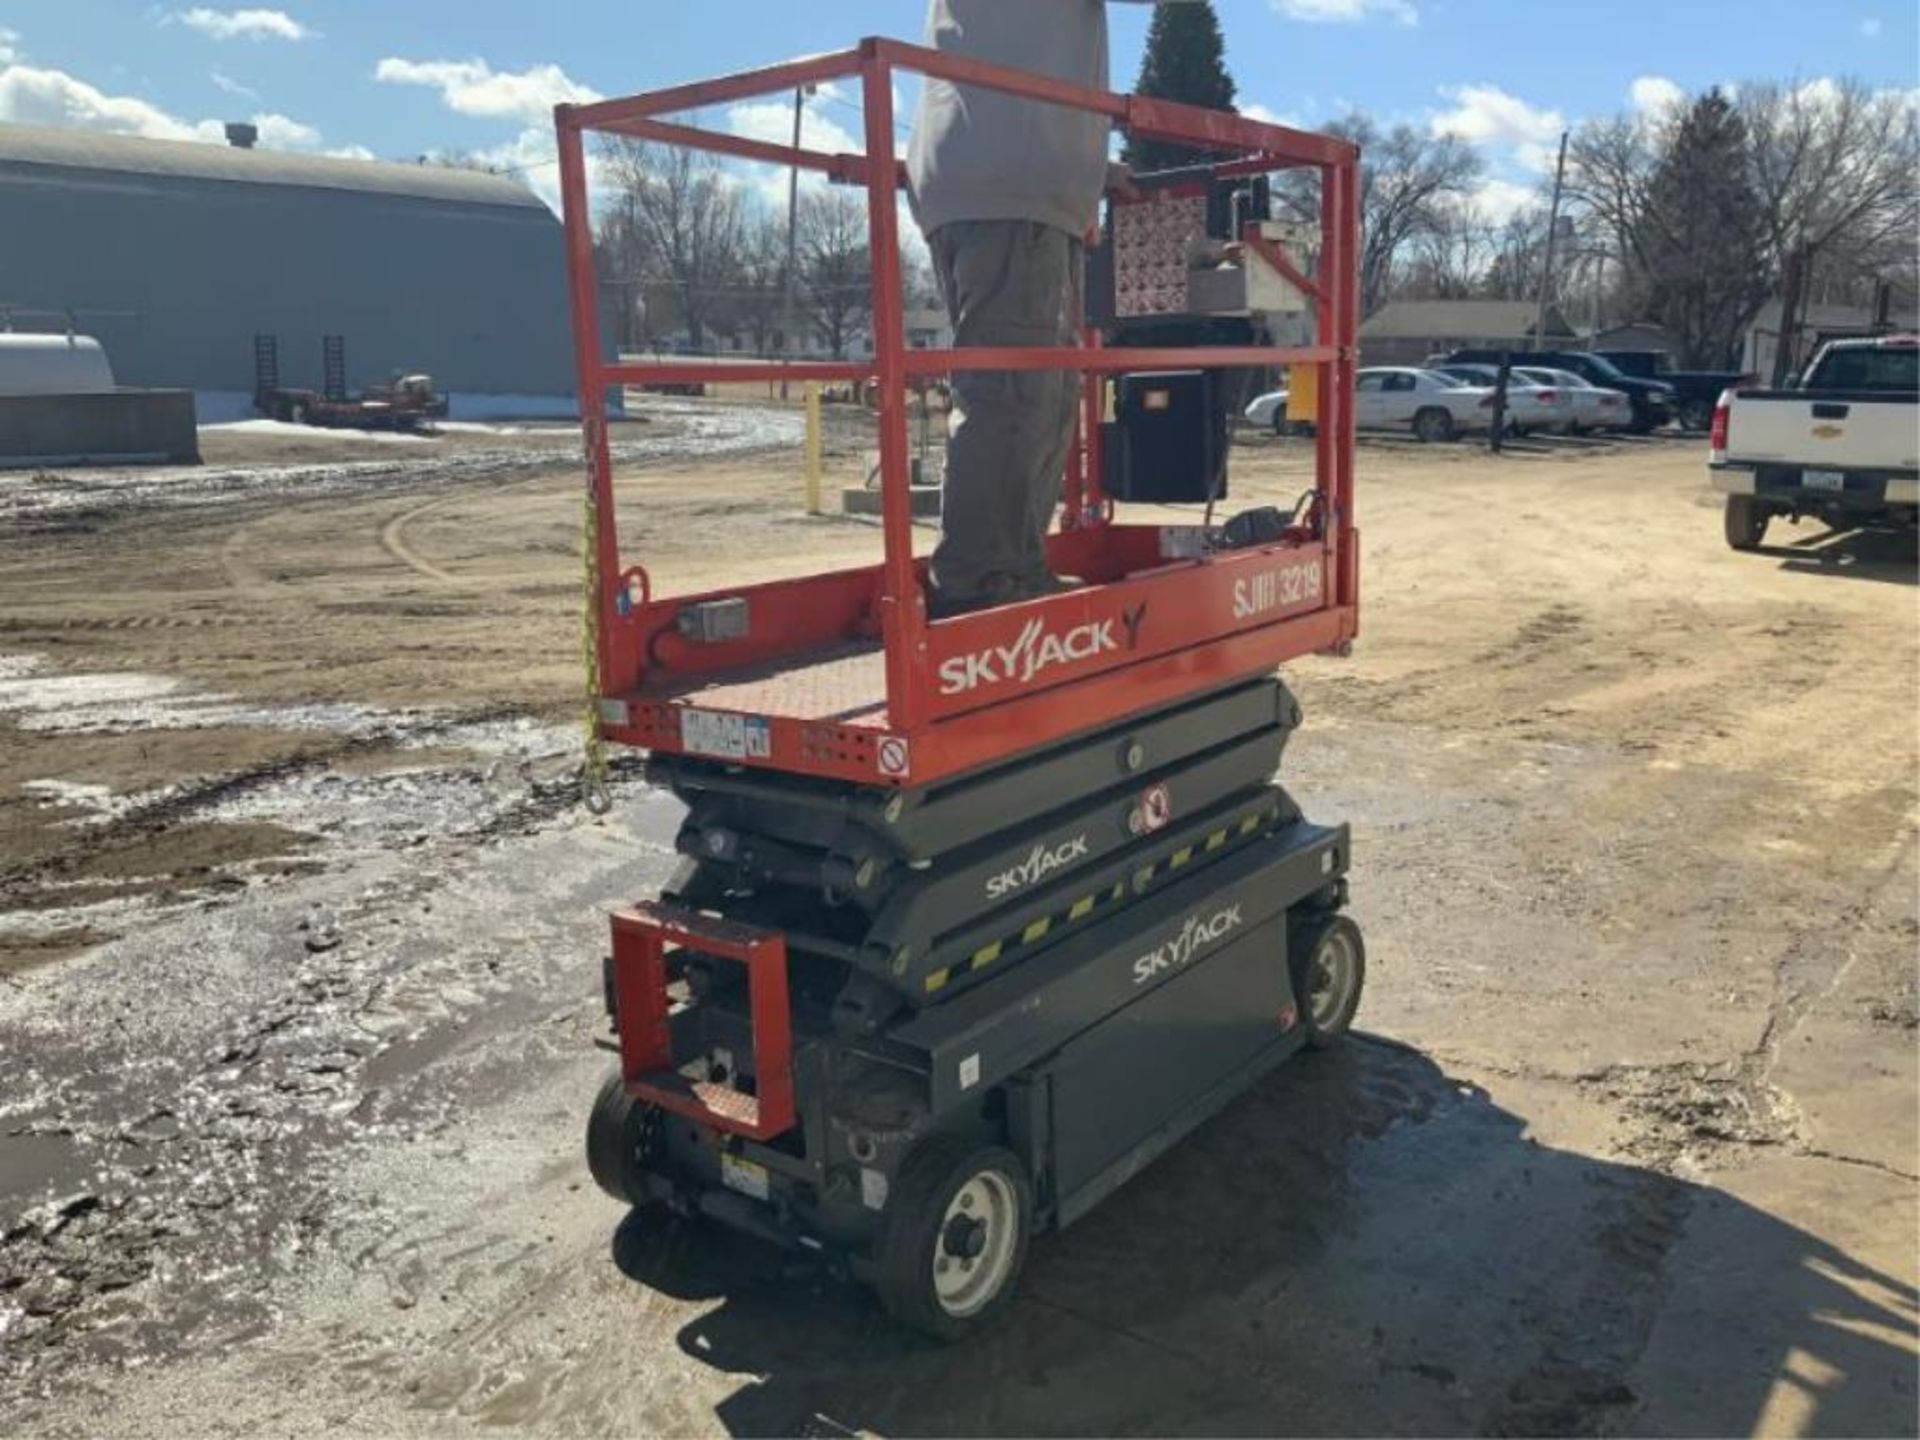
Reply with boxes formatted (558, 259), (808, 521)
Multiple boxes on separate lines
(1632, 1151), (1918, 1438)
(841, 485), (941, 517)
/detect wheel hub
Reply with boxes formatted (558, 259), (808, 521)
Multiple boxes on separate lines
(942, 1214), (988, 1260)
(932, 1171), (1019, 1317)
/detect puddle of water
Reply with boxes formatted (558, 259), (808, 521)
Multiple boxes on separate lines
(3, 653), (589, 955)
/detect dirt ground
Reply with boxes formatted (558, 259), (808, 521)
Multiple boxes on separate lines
(1, 398), (1915, 1437)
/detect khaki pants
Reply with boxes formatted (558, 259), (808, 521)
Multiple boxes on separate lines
(926, 220), (1082, 603)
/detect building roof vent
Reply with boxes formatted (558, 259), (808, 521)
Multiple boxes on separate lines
(224, 122), (258, 150)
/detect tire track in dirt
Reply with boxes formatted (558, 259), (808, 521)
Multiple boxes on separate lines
(378, 499), (462, 585)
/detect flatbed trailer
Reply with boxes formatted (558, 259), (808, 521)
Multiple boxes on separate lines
(560, 38), (1364, 1337)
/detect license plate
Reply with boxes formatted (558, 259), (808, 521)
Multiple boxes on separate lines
(720, 1151), (770, 1202)
(1802, 469), (1845, 492)
(681, 707), (771, 760)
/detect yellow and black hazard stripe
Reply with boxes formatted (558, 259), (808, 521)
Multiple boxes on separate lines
(922, 801), (1282, 995)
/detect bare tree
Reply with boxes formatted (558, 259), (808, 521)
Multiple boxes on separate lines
(1277, 114), (1483, 313)
(725, 210), (789, 356)
(1563, 114), (1662, 290)
(1401, 198), (1501, 299)
(1740, 79), (1918, 375)
(600, 138), (746, 351)
(797, 189), (872, 358)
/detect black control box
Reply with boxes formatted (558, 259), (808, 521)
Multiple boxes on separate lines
(1101, 370), (1226, 504)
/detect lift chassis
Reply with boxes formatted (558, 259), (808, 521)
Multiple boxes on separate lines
(559, 41), (1365, 1337)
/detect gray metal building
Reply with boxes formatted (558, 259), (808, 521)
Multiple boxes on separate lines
(0, 123), (584, 415)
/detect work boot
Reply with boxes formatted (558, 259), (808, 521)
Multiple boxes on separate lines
(925, 572), (1021, 621)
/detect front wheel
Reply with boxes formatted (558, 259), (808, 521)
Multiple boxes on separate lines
(1272, 410), (1287, 437)
(1290, 914), (1366, 1048)
(1724, 493), (1770, 551)
(1412, 408), (1455, 444)
(875, 1138), (1031, 1341)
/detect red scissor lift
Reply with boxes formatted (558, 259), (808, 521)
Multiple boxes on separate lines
(562, 39), (1365, 1338)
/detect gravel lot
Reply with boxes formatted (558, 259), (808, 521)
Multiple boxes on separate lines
(2, 401), (1914, 1436)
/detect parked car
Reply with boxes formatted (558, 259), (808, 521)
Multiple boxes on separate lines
(1354, 367), (1491, 442)
(1244, 388), (1289, 432)
(1710, 334), (1918, 549)
(1516, 367), (1632, 432)
(1595, 349), (1751, 431)
(1433, 363), (1572, 434)
(1445, 349), (1674, 431)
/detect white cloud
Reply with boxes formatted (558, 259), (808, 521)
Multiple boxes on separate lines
(1271, 0), (1418, 23)
(0, 60), (358, 160)
(0, 63), (204, 139)
(209, 67), (259, 101)
(1860, 17), (1883, 36)
(0, 27), (19, 65)
(1431, 83), (1563, 149)
(725, 93), (865, 205)
(726, 97), (860, 157)
(1628, 75), (1685, 117)
(374, 56), (599, 123)
(326, 144), (377, 162)
(1240, 101), (1304, 129)
(175, 8), (312, 42)
(1466, 178), (1539, 226)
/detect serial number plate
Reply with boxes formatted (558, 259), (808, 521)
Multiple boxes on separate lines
(1802, 469), (1845, 492)
(680, 708), (771, 760)
(720, 1152), (770, 1202)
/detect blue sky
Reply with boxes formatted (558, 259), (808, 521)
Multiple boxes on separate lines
(2, 0), (1914, 218)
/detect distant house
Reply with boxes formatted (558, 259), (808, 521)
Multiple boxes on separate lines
(1585, 321), (1680, 358)
(1360, 300), (1577, 367)
(1742, 299), (1919, 382)
(905, 306), (953, 350)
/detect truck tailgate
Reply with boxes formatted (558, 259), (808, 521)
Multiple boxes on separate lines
(1725, 393), (1919, 473)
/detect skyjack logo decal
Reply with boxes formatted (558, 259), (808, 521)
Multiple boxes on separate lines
(935, 602), (1147, 696)
(1130, 903), (1244, 984)
(984, 834), (1089, 901)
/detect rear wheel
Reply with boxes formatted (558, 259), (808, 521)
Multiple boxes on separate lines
(1413, 407), (1455, 444)
(875, 1138), (1031, 1341)
(1724, 494), (1770, 551)
(586, 1071), (660, 1206)
(1290, 914), (1366, 1048)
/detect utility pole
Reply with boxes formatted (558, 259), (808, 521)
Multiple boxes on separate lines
(1532, 130), (1569, 349)
(779, 83), (815, 398)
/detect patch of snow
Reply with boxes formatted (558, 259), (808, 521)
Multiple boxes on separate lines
(429, 420), (528, 436)
(201, 419), (432, 444)
(20, 778), (132, 823)
(0, 654), (400, 736)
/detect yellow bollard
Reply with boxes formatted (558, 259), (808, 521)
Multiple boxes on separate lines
(803, 381), (823, 515)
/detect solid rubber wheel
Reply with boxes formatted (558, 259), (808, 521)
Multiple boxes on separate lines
(1290, 914), (1366, 1048)
(1413, 408), (1455, 443)
(875, 1138), (1031, 1341)
(586, 1070), (657, 1206)
(1272, 411), (1287, 436)
(1724, 494), (1770, 551)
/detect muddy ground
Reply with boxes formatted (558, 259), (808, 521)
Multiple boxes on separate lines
(1, 399), (1915, 1436)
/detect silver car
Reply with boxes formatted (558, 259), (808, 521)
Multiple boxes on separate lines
(1354, 367), (1493, 442)
(1516, 367), (1632, 432)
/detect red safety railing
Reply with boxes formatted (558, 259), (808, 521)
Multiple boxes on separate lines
(554, 37), (1359, 791)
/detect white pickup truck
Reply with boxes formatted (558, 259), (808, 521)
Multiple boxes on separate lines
(1709, 334), (1919, 550)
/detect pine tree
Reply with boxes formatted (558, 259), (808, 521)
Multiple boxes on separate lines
(1639, 89), (1770, 368)
(1121, 2), (1237, 172)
